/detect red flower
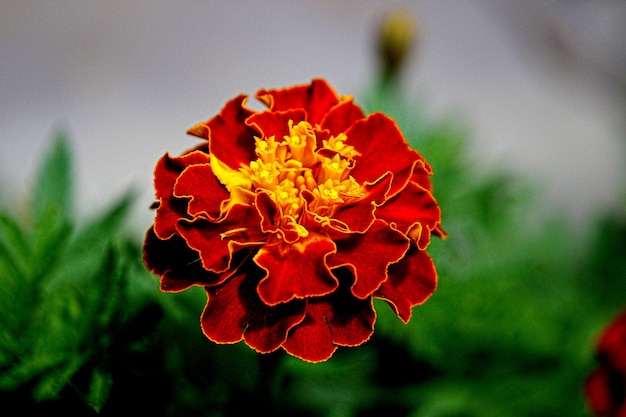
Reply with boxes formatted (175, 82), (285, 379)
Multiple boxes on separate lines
(143, 79), (445, 362)
(586, 309), (626, 417)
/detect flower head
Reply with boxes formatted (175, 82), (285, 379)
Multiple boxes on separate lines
(586, 309), (626, 417)
(143, 79), (445, 362)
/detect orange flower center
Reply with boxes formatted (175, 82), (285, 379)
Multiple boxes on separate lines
(212, 120), (364, 240)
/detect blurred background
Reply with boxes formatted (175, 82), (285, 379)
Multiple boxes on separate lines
(2, 2), (626, 416)
(1, 0), (625, 234)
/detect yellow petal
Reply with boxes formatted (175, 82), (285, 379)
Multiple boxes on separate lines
(210, 154), (252, 192)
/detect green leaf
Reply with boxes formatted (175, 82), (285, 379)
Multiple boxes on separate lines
(70, 189), (136, 256)
(0, 210), (37, 362)
(52, 192), (136, 301)
(32, 131), (74, 240)
(31, 355), (87, 402)
(86, 368), (113, 412)
(0, 209), (32, 272)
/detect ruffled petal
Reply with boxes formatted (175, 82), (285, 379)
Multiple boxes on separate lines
(329, 171), (392, 235)
(281, 286), (376, 362)
(143, 227), (224, 292)
(255, 78), (339, 126)
(187, 94), (257, 170)
(173, 163), (229, 220)
(255, 238), (338, 305)
(410, 158), (434, 190)
(347, 113), (423, 198)
(374, 246), (437, 323)
(323, 270), (377, 347)
(201, 267), (307, 352)
(246, 109), (307, 139)
(320, 98), (365, 136)
(255, 192), (302, 243)
(281, 301), (337, 363)
(375, 181), (441, 249)
(153, 150), (210, 239)
(176, 204), (264, 273)
(329, 220), (410, 299)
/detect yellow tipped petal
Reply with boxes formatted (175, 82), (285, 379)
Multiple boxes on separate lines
(210, 154), (252, 192)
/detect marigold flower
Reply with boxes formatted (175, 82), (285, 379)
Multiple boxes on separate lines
(586, 309), (626, 417)
(143, 79), (445, 362)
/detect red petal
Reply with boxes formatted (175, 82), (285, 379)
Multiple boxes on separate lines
(281, 287), (376, 362)
(598, 309), (626, 374)
(255, 191), (280, 234)
(143, 227), (224, 292)
(281, 301), (337, 362)
(347, 113), (422, 198)
(255, 79), (339, 126)
(322, 272), (377, 346)
(320, 98), (365, 136)
(585, 367), (620, 417)
(173, 163), (229, 220)
(410, 158), (434, 191)
(255, 192), (301, 243)
(375, 181), (442, 249)
(176, 204), (264, 273)
(254, 238), (338, 305)
(187, 95), (257, 170)
(329, 172), (392, 235)
(374, 246), (437, 323)
(329, 220), (410, 299)
(201, 267), (307, 352)
(246, 109), (306, 139)
(153, 150), (210, 239)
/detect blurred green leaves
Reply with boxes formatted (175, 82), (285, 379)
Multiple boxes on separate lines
(359, 86), (626, 417)
(0, 132), (143, 412)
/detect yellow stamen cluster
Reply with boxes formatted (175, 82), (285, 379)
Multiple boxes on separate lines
(244, 120), (364, 237)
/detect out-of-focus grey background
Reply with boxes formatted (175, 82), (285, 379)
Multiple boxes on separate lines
(1, 0), (625, 232)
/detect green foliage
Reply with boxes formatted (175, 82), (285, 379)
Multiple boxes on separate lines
(357, 86), (626, 417)
(0, 133), (149, 412)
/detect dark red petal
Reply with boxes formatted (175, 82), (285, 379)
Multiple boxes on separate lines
(173, 163), (229, 220)
(176, 218), (233, 273)
(585, 367), (620, 417)
(281, 301), (337, 363)
(153, 151), (210, 239)
(323, 271), (376, 346)
(255, 238), (338, 306)
(143, 227), (224, 292)
(255, 79), (339, 126)
(255, 191), (280, 234)
(374, 246), (437, 323)
(176, 204), (264, 273)
(187, 94), (257, 170)
(375, 181), (442, 249)
(347, 113), (422, 198)
(246, 109), (307, 139)
(329, 220), (410, 299)
(281, 286), (376, 362)
(319, 98), (365, 137)
(201, 266), (307, 352)
(254, 192), (301, 243)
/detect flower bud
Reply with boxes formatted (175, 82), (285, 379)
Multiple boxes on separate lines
(377, 8), (419, 86)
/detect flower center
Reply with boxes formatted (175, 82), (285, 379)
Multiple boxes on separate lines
(246, 120), (363, 237)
